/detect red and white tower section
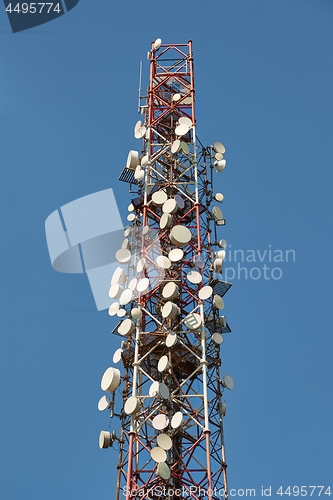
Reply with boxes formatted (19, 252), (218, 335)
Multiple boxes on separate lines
(98, 40), (234, 500)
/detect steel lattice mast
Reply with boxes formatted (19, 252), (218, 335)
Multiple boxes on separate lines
(99, 40), (233, 500)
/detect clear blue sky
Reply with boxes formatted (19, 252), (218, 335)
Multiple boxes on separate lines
(0, 1), (332, 499)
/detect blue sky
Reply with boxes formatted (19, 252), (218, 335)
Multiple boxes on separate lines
(0, 1), (332, 499)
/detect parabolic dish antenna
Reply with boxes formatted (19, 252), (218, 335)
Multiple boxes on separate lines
(119, 288), (133, 306)
(118, 318), (135, 336)
(134, 120), (142, 133)
(181, 141), (190, 154)
(127, 213), (136, 222)
(198, 286), (213, 300)
(215, 192), (224, 202)
(172, 93), (181, 102)
(109, 283), (123, 299)
(112, 348), (123, 364)
(117, 308), (126, 318)
(152, 190), (168, 207)
(149, 381), (159, 397)
(156, 255), (171, 269)
(134, 166), (144, 181)
(162, 198), (178, 214)
(175, 123), (190, 136)
(158, 355), (170, 372)
(115, 248), (131, 264)
(108, 302), (120, 316)
(171, 139), (181, 153)
(111, 266), (125, 286)
(134, 125), (146, 139)
(137, 277), (150, 293)
(162, 301), (179, 319)
(178, 116), (192, 127)
(141, 154), (149, 167)
(162, 282), (179, 300)
(213, 294), (224, 310)
(99, 431), (112, 449)
(151, 447), (167, 463)
(214, 141), (226, 154)
(187, 270), (202, 284)
(215, 159), (226, 172)
(131, 307), (142, 320)
(160, 213), (172, 229)
(157, 433), (172, 450)
(98, 395), (111, 412)
(212, 332), (223, 345)
(168, 248), (183, 262)
(152, 414), (169, 430)
(169, 225), (191, 246)
(215, 152), (223, 161)
(171, 411), (183, 429)
(128, 278), (138, 291)
(174, 194), (185, 209)
(101, 367), (121, 393)
(136, 257), (147, 273)
(157, 462), (170, 480)
(223, 374), (235, 390)
(126, 150), (139, 170)
(219, 239), (228, 248)
(158, 383), (170, 399)
(166, 332), (177, 347)
(124, 396), (141, 415)
(154, 38), (162, 50)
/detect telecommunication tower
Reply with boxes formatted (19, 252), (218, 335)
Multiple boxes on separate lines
(98, 39), (234, 500)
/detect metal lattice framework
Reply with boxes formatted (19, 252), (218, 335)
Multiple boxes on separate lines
(100, 40), (233, 500)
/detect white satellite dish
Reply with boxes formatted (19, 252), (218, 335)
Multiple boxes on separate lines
(124, 396), (141, 415)
(111, 267), (125, 286)
(213, 258), (223, 274)
(175, 123), (190, 136)
(162, 282), (179, 300)
(180, 141), (189, 155)
(98, 395), (111, 412)
(168, 248), (183, 262)
(174, 194), (184, 209)
(215, 159), (226, 172)
(112, 348), (123, 363)
(119, 288), (133, 306)
(212, 206), (223, 220)
(142, 225), (150, 235)
(124, 226), (132, 237)
(127, 203), (134, 212)
(212, 332), (223, 345)
(162, 198), (178, 214)
(122, 238), (130, 249)
(193, 254), (205, 269)
(171, 139), (181, 154)
(154, 37), (162, 50)
(134, 166), (144, 181)
(117, 308), (126, 318)
(141, 154), (149, 167)
(152, 190), (168, 206)
(213, 294), (224, 310)
(136, 258), (147, 273)
(198, 286), (213, 300)
(158, 355), (170, 372)
(134, 120), (142, 133)
(171, 411), (183, 429)
(215, 152), (223, 161)
(108, 302), (120, 317)
(115, 248), (131, 264)
(126, 150), (139, 170)
(149, 381), (159, 397)
(128, 278), (138, 291)
(134, 125), (146, 139)
(137, 277), (150, 293)
(157, 433), (172, 450)
(215, 193), (224, 202)
(162, 301), (180, 319)
(118, 318), (135, 336)
(109, 283), (123, 299)
(131, 307), (142, 320)
(166, 332), (178, 347)
(214, 141), (226, 154)
(157, 462), (171, 480)
(101, 367), (121, 393)
(222, 374), (234, 390)
(127, 213), (136, 222)
(152, 414), (169, 430)
(184, 312), (202, 330)
(158, 383), (170, 399)
(178, 116), (193, 127)
(99, 430), (112, 449)
(160, 213), (172, 229)
(187, 270), (202, 284)
(156, 255), (171, 269)
(169, 225), (192, 246)
(218, 239), (228, 248)
(172, 93), (181, 102)
(151, 447), (167, 463)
